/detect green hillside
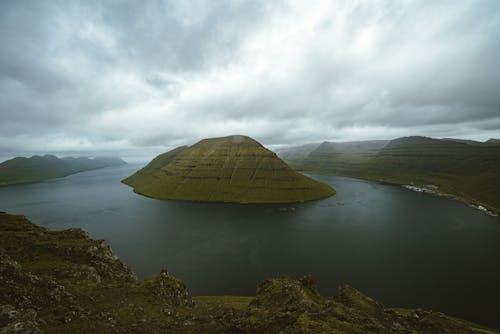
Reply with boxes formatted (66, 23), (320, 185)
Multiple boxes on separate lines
(275, 143), (321, 165)
(290, 136), (500, 214)
(0, 155), (126, 186)
(123, 135), (335, 203)
(298, 140), (389, 176)
(487, 138), (500, 145)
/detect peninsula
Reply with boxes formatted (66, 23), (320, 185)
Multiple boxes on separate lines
(279, 136), (500, 215)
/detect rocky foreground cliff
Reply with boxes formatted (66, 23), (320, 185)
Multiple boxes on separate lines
(0, 212), (492, 333)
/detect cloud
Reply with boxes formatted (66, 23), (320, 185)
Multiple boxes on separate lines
(0, 0), (499, 161)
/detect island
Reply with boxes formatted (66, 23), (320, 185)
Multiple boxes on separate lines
(0, 211), (492, 333)
(123, 135), (335, 203)
(0, 155), (127, 186)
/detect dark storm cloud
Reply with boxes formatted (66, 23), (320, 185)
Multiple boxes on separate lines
(0, 0), (499, 161)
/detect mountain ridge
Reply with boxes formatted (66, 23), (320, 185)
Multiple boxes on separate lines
(0, 155), (126, 186)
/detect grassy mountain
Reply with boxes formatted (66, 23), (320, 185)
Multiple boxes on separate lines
(123, 135), (335, 203)
(0, 155), (126, 186)
(298, 140), (389, 176)
(365, 137), (500, 213)
(289, 136), (500, 214)
(1, 211), (494, 333)
(487, 138), (500, 145)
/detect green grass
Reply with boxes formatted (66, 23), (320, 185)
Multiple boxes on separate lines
(290, 136), (500, 215)
(390, 308), (500, 334)
(123, 135), (335, 203)
(193, 296), (253, 309)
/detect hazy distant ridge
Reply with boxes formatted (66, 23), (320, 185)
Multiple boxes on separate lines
(0, 155), (126, 186)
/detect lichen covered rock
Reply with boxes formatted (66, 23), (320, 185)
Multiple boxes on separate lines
(140, 270), (193, 307)
(250, 275), (324, 311)
(242, 276), (474, 334)
(0, 305), (43, 334)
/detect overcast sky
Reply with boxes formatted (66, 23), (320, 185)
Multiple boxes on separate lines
(1, 0), (499, 161)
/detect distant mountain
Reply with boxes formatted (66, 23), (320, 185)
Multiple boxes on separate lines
(294, 140), (389, 175)
(0, 155), (126, 186)
(486, 138), (500, 145)
(442, 138), (478, 145)
(274, 143), (321, 165)
(443, 138), (500, 146)
(123, 135), (335, 203)
(294, 136), (500, 214)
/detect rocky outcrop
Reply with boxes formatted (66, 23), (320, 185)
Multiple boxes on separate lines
(123, 135), (335, 203)
(0, 248), (73, 312)
(0, 304), (43, 334)
(0, 212), (195, 333)
(243, 276), (474, 334)
(0, 212), (489, 333)
(249, 275), (323, 310)
(0, 212), (136, 284)
(140, 269), (193, 307)
(338, 284), (383, 316)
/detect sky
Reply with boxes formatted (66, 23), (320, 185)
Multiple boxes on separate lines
(1, 0), (500, 162)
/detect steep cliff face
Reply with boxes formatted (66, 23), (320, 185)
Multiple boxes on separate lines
(0, 212), (489, 333)
(123, 135), (335, 203)
(0, 212), (192, 333)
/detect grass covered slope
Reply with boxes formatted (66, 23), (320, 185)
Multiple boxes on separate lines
(367, 137), (500, 213)
(299, 140), (389, 175)
(122, 145), (188, 189)
(291, 136), (500, 214)
(123, 135), (335, 203)
(1, 212), (492, 333)
(0, 155), (126, 186)
(275, 143), (321, 165)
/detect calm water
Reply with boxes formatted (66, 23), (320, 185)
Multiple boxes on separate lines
(1, 164), (499, 328)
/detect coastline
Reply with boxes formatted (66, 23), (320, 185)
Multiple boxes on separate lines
(400, 184), (498, 217)
(300, 170), (500, 218)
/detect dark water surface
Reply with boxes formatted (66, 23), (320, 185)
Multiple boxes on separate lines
(1, 164), (499, 328)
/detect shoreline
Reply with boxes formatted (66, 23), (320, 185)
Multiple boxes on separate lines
(400, 184), (498, 217)
(300, 170), (500, 218)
